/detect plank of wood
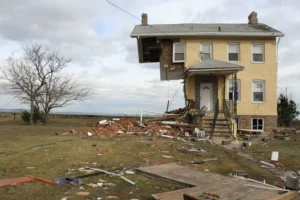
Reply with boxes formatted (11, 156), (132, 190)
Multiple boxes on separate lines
(0, 177), (35, 188)
(26, 175), (56, 186)
(139, 163), (284, 200)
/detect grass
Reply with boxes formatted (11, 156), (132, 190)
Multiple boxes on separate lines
(0, 118), (288, 200)
(243, 135), (300, 171)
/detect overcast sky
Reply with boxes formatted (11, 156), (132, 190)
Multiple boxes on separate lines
(0, 0), (298, 115)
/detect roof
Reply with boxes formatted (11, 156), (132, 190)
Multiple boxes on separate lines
(131, 23), (284, 37)
(186, 59), (244, 73)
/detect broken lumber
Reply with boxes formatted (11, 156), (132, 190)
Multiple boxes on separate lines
(245, 184), (290, 192)
(0, 175), (56, 188)
(260, 161), (275, 168)
(85, 167), (135, 185)
(178, 158), (217, 165)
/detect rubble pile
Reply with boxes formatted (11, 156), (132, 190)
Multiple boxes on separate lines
(63, 106), (205, 137)
(80, 117), (183, 136)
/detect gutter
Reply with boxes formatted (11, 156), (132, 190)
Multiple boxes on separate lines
(188, 67), (244, 72)
(131, 31), (285, 38)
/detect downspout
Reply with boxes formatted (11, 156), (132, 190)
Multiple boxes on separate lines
(276, 36), (282, 124)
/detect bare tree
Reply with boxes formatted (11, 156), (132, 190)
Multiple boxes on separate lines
(36, 73), (91, 123)
(0, 43), (70, 125)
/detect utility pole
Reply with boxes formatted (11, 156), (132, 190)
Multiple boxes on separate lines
(286, 87), (287, 97)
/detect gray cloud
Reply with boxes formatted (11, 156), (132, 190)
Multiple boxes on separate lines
(0, 0), (300, 113)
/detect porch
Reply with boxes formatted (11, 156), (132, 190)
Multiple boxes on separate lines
(184, 59), (244, 116)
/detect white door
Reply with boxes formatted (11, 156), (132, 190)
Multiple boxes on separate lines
(200, 83), (213, 111)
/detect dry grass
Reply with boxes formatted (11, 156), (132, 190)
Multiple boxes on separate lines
(243, 135), (300, 171)
(0, 118), (284, 200)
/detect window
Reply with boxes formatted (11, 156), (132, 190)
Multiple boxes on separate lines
(228, 43), (240, 61)
(200, 43), (212, 59)
(252, 44), (264, 62)
(252, 118), (264, 131)
(173, 43), (185, 63)
(228, 80), (241, 101)
(252, 80), (265, 102)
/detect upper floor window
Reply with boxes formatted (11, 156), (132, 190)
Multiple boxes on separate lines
(228, 43), (240, 62)
(173, 43), (185, 63)
(252, 44), (264, 62)
(228, 80), (241, 101)
(252, 80), (265, 102)
(200, 43), (212, 59)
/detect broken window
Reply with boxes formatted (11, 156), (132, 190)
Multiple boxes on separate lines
(252, 118), (264, 131)
(252, 44), (264, 62)
(228, 80), (241, 101)
(228, 43), (240, 61)
(200, 43), (212, 59)
(252, 80), (265, 102)
(173, 43), (185, 63)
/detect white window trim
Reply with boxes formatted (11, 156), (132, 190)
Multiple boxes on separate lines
(252, 80), (265, 103)
(251, 118), (264, 132)
(227, 79), (241, 102)
(227, 43), (240, 62)
(252, 43), (265, 63)
(200, 43), (213, 59)
(172, 42), (186, 63)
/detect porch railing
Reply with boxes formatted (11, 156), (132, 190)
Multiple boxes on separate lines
(223, 99), (233, 134)
(223, 100), (237, 116)
(211, 99), (219, 138)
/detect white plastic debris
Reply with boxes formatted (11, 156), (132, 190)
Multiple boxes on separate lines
(125, 170), (135, 175)
(99, 120), (109, 125)
(87, 132), (93, 136)
(61, 197), (68, 200)
(162, 155), (173, 158)
(97, 183), (103, 187)
(271, 151), (279, 161)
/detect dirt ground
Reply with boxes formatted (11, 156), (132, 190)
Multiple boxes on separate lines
(0, 117), (292, 200)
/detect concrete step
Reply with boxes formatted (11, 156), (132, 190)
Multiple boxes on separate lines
(205, 130), (232, 134)
(205, 113), (225, 117)
(203, 121), (228, 125)
(203, 128), (230, 132)
(202, 118), (227, 121)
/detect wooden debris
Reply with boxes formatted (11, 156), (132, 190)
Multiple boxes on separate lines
(260, 161), (275, 168)
(86, 167), (136, 185)
(245, 184), (290, 192)
(75, 192), (90, 196)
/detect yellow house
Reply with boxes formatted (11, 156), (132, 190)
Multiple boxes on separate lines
(131, 11), (284, 133)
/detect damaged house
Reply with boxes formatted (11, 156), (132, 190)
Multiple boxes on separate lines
(130, 11), (284, 134)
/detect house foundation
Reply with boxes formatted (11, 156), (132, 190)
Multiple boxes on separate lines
(236, 115), (277, 133)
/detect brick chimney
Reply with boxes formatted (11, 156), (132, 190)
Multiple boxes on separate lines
(141, 13), (148, 25)
(248, 11), (258, 24)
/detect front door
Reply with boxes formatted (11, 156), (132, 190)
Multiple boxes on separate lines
(200, 83), (213, 111)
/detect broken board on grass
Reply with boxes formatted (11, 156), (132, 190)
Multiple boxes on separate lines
(137, 163), (293, 200)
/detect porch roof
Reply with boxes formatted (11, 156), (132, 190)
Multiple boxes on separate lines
(185, 59), (244, 75)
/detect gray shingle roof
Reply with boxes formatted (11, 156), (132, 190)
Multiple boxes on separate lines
(188, 59), (244, 71)
(131, 23), (284, 37)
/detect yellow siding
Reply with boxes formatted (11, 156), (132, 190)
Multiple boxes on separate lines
(181, 38), (277, 116)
